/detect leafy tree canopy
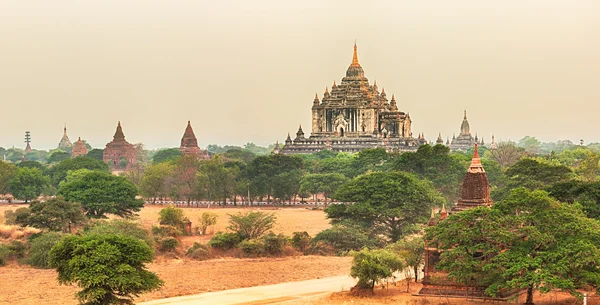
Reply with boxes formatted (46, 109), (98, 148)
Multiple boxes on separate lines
(86, 148), (104, 161)
(0, 161), (16, 195)
(47, 156), (109, 187)
(227, 211), (276, 240)
(152, 148), (183, 164)
(427, 188), (600, 304)
(331, 171), (444, 242)
(17, 197), (87, 232)
(47, 151), (71, 164)
(49, 234), (163, 305)
(57, 169), (143, 218)
(7, 167), (50, 202)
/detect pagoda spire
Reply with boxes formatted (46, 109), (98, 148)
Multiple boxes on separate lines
(468, 143), (485, 173)
(113, 121), (126, 141)
(351, 41), (360, 66)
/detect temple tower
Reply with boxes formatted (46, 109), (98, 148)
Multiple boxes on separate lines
(58, 125), (73, 150)
(450, 110), (477, 151)
(180, 121), (203, 156)
(103, 122), (137, 170)
(71, 137), (88, 158)
(24, 131), (32, 152)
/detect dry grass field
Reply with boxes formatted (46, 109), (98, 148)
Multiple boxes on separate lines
(298, 282), (600, 305)
(0, 203), (343, 305)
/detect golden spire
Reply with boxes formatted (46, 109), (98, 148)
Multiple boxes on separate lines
(468, 143), (485, 173)
(333, 80), (336, 87)
(351, 41), (359, 66)
(314, 93), (319, 100)
(464, 110), (467, 120)
(325, 87), (329, 94)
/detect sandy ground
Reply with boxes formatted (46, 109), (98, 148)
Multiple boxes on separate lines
(0, 256), (352, 305)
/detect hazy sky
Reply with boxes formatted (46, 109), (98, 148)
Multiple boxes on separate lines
(1, 1), (599, 150)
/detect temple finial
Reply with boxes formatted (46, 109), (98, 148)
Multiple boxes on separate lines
(464, 110), (467, 119)
(351, 41), (359, 66)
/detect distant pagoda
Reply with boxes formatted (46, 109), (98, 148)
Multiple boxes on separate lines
(24, 131), (32, 153)
(179, 121), (208, 159)
(58, 124), (73, 150)
(450, 111), (483, 151)
(281, 43), (422, 154)
(103, 122), (137, 169)
(71, 137), (88, 158)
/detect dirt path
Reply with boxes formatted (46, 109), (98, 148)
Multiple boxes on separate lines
(138, 275), (357, 305)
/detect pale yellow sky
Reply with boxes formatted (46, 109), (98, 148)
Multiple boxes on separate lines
(1, 0), (599, 149)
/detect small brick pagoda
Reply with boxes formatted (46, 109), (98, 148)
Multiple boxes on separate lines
(420, 143), (505, 299)
(102, 121), (137, 169)
(179, 121), (210, 159)
(71, 137), (88, 158)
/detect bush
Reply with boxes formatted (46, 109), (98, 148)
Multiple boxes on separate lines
(261, 233), (288, 255)
(239, 240), (264, 257)
(350, 248), (404, 291)
(313, 224), (379, 254)
(85, 220), (153, 248)
(208, 232), (242, 250)
(308, 240), (336, 256)
(158, 206), (185, 227)
(199, 212), (218, 235)
(158, 237), (179, 252)
(291, 231), (311, 252)
(26, 232), (65, 268)
(0, 241), (27, 265)
(186, 242), (211, 260)
(4, 208), (31, 225)
(152, 225), (182, 238)
(0, 245), (10, 266)
(227, 211), (276, 239)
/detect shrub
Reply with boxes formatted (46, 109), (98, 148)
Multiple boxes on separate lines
(85, 220), (153, 248)
(261, 233), (288, 255)
(313, 224), (379, 254)
(186, 242), (211, 260)
(152, 225), (182, 238)
(4, 207), (31, 225)
(158, 206), (185, 227)
(199, 212), (218, 235)
(308, 240), (336, 256)
(291, 231), (311, 252)
(158, 237), (179, 252)
(239, 240), (264, 257)
(26, 232), (65, 268)
(208, 232), (242, 250)
(227, 211), (276, 239)
(0, 245), (10, 266)
(350, 248), (404, 291)
(0, 241), (27, 265)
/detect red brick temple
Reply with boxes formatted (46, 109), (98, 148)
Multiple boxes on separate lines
(71, 137), (88, 158)
(102, 121), (137, 169)
(179, 121), (210, 159)
(419, 144), (510, 299)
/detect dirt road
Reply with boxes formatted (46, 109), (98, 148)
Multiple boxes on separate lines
(138, 275), (357, 305)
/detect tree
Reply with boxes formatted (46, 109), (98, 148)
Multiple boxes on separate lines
(330, 171), (443, 242)
(517, 136), (542, 155)
(140, 163), (174, 203)
(86, 148), (104, 161)
(84, 219), (153, 248)
(49, 234), (163, 305)
(244, 154), (304, 202)
(387, 236), (424, 283)
(504, 158), (573, 190)
(222, 149), (257, 164)
(0, 161), (15, 197)
(47, 156), (109, 187)
(427, 188), (600, 304)
(196, 156), (237, 204)
(485, 141), (525, 169)
(18, 197), (87, 233)
(26, 232), (66, 269)
(158, 206), (185, 227)
(300, 173), (348, 203)
(7, 167), (50, 202)
(16, 160), (45, 170)
(199, 212), (218, 235)
(171, 155), (200, 203)
(47, 151), (71, 164)
(353, 148), (390, 174)
(227, 211), (276, 239)
(350, 248), (404, 291)
(152, 148), (183, 164)
(57, 169), (143, 218)
(393, 144), (466, 201)
(547, 180), (600, 220)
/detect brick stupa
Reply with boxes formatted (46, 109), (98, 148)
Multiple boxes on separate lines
(180, 121), (207, 158)
(103, 121), (137, 169)
(71, 137), (88, 158)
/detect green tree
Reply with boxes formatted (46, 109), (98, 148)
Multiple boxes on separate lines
(48, 151), (71, 164)
(140, 163), (174, 203)
(196, 156), (237, 204)
(152, 148), (183, 164)
(387, 236), (424, 283)
(199, 212), (218, 235)
(517, 136), (542, 154)
(227, 211), (276, 239)
(86, 149), (104, 161)
(353, 148), (390, 174)
(484, 141), (525, 169)
(16, 160), (45, 170)
(48, 156), (109, 187)
(222, 149), (257, 164)
(330, 171), (443, 242)
(427, 188), (600, 304)
(84, 219), (153, 248)
(49, 234), (163, 305)
(57, 169), (143, 218)
(300, 173), (348, 204)
(350, 248), (404, 291)
(547, 180), (600, 220)
(7, 167), (50, 202)
(158, 206), (185, 227)
(18, 197), (87, 232)
(244, 154), (304, 202)
(0, 161), (15, 197)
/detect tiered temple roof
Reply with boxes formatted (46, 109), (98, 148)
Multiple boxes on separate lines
(281, 43), (422, 154)
(71, 137), (88, 158)
(102, 122), (137, 170)
(58, 125), (73, 150)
